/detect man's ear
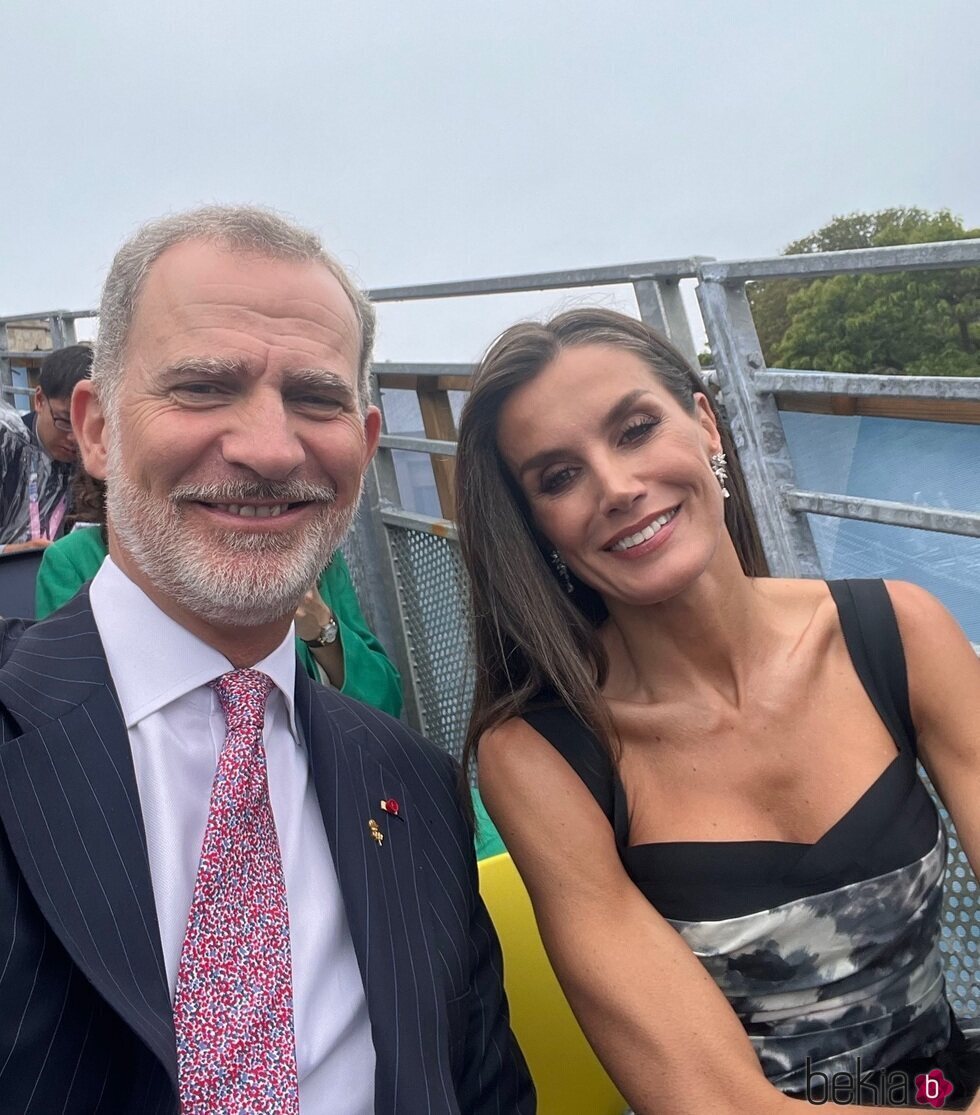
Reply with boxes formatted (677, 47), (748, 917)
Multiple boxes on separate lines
(71, 379), (109, 480)
(693, 392), (723, 456)
(362, 404), (382, 467)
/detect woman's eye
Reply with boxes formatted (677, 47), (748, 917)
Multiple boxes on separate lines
(620, 416), (658, 445)
(540, 466), (575, 494)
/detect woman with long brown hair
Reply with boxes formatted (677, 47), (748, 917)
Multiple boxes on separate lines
(455, 307), (980, 1113)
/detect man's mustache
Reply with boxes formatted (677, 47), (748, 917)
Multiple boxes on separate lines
(170, 480), (338, 504)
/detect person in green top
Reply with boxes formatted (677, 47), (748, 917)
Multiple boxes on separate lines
(35, 523), (402, 717)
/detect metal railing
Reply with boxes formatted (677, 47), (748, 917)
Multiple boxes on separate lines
(695, 238), (980, 577)
(3, 241), (978, 745)
(0, 308), (98, 403)
(342, 240), (980, 747)
(349, 257), (710, 737)
(351, 239), (980, 1020)
(3, 238), (979, 1012)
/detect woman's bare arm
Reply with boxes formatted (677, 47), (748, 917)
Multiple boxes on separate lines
(482, 718), (793, 1115)
(479, 711), (980, 1114)
(891, 581), (980, 876)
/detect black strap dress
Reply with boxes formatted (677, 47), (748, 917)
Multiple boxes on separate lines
(523, 580), (979, 1107)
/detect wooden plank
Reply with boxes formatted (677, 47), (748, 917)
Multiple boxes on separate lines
(3, 354), (46, 369)
(775, 393), (980, 426)
(417, 386), (459, 518)
(376, 373), (472, 392)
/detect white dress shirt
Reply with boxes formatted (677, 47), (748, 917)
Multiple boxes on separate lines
(90, 558), (375, 1114)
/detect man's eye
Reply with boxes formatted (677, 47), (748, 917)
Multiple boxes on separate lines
(177, 382), (226, 397)
(292, 395), (343, 411)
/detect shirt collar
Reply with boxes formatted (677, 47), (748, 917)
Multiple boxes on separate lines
(89, 556), (299, 736)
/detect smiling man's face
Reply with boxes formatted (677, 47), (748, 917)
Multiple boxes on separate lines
(76, 239), (380, 630)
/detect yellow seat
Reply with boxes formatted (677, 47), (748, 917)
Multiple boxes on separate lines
(478, 852), (627, 1115)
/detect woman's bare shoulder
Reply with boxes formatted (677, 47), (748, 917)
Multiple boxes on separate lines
(883, 580), (978, 696)
(478, 713), (570, 783)
(479, 713), (610, 821)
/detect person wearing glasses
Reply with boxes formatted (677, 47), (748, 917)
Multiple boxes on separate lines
(0, 343), (93, 552)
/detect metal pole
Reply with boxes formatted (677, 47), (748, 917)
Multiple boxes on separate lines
(0, 321), (10, 409)
(696, 276), (822, 577)
(360, 375), (425, 730)
(634, 278), (699, 370)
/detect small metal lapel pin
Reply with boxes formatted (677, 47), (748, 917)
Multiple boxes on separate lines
(368, 818), (384, 846)
(380, 797), (401, 819)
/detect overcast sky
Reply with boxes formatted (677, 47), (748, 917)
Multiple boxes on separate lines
(2, 0), (977, 361)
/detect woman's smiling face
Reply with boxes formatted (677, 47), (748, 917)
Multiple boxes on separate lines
(496, 342), (727, 608)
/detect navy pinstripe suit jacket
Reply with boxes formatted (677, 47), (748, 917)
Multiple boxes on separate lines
(0, 592), (535, 1114)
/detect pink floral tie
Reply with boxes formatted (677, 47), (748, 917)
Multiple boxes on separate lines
(173, 669), (300, 1114)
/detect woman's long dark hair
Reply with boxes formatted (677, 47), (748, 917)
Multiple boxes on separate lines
(455, 308), (767, 779)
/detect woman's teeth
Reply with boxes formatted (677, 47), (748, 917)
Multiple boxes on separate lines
(610, 507), (678, 552)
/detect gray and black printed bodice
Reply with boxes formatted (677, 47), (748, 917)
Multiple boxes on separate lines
(525, 580), (957, 1094)
(665, 822), (948, 1090)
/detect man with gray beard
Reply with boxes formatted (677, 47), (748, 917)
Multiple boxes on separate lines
(0, 206), (534, 1115)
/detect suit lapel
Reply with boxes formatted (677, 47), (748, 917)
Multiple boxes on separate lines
(297, 670), (451, 1113)
(0, 594), (177, 1086)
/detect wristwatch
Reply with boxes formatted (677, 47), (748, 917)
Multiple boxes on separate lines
(303, 617), (339, 647)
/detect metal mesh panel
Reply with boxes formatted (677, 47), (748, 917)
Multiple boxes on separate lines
(942, 827), (980, 1021)
(364, 522), (980, 1024)
(387, 525), (472, 760)
(921, 769), (980, 1021)
(338, 509), (372, 624)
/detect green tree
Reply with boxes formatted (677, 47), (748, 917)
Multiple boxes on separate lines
(747, 208), (980, 376)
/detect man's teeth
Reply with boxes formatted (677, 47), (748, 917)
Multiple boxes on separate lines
(610, 508), (678, 552)
(212, 503), (288, 518)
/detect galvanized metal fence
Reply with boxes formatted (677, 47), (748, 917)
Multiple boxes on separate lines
(696, 240), (980, 578)
(343, 239), (980, 761)
(353, 256), (708, 749)
(351, 240), (980, 1016)
(0, 308), (97, 407)
(3, 239), (979, 1010)
(3, 242), (977, 748)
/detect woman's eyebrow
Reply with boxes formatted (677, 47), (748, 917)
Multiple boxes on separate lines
(517, 388), (654, 477)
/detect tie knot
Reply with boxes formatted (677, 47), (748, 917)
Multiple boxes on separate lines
(209, 669), (275, 731)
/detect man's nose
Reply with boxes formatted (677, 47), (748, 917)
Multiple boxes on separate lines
(220, 394), (306, 479)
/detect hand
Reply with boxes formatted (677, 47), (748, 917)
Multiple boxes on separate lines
(1, 538), (52, 555)
(294, 586), (334, 643)
(294, 586), (345, 689)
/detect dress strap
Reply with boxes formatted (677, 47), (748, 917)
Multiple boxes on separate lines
(522, 704), (630, 848)
(827, 579), (918, 757)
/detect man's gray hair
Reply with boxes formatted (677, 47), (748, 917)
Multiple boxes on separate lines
(92, 205), (376, 412)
